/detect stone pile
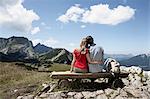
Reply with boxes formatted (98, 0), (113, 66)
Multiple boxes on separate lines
(17, 66), (150, 99)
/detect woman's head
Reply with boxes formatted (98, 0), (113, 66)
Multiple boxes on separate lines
(80, 38), (87, 48)
(80, 38), (88, 54)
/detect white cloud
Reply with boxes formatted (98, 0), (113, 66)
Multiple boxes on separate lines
(32, 38), (59, 47)
(44, 37), (59, 46)
(57, 4), (85, 23)
(45, 26), (51, 30)
(31, 27), (40, 35)
(41, 22), (46, 26)
(58, 4), (135, 25)
(0, 0), (40, 33)
(81, 25), (86, 28)
(69, 43), (76, 47)
(32, 39), (42, 46)
(32, 38), (77, 52)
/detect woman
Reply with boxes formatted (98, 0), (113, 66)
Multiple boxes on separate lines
(70, 38), (102, 73)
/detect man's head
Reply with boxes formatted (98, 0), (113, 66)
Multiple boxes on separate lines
(86, 36), (96, 46)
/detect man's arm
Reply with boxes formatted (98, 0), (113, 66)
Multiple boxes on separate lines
(86, 53), (103, 64)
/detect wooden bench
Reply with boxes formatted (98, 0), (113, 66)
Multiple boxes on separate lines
(49, 71), (129, 91)
(36, 71), (129, 96)
(50, 71), (129, 79)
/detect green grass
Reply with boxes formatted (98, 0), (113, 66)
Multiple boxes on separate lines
(0, 62), (70, 99)
(48, 63), (71, 72)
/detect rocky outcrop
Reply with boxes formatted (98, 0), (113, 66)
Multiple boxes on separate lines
(0, 36), (36, 61)
(18, 66), (150, 99)
(39, 48), (72, 64)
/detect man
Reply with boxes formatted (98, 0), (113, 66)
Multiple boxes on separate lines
(86, 36), (104, 73)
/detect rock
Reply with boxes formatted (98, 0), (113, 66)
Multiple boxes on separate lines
(96, 90), (104, 95)
(81, 91), (97, 98)
(109, 90), (120, 99)
(17, 96), (24, 99)
(128, 74), (143, 88)
(60, 92), (68, 98)
(54, 92), (62, 99)
(82, 91), (90, 97)
(119, 89), (128, 97)
(143, 71), (150, 80)
(129, 66), (143, 74)
(39, 93), (49, 98)
(96, 94), (108, 99)
(132, 80), (143, 88)
(128, 73), (135, 82)
(17, 95), (34, 99)
(104, 88), (114, 96)
(125, 88), (142, 98)
(122, 78), (129, 86)
(142, 89), (150, 98)
(108, 88), (122, 98)
(67, 92), (76, 97)
(39, 93), (58, 99)
(134, 74), (141, 81)
(120, 66), (143, 74)
(120, 66), (129, 73)
(86, 92), (97, 98)
(148, 87), (150, 93)
(114, 95), (125, 99)
(74, 92), (83, 99)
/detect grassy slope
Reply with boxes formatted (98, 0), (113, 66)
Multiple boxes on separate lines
(0, 62), (70, 99)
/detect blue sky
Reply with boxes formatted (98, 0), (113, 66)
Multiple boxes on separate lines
(0, 0), (149, 55)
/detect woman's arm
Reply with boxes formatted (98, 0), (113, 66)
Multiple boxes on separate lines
(70, 53), (76, 72)
(86, 53), (103, 64)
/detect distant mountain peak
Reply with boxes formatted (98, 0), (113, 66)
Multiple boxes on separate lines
(34, 43), (53, 54)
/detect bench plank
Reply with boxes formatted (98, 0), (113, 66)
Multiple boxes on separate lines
(50, 71), (129, 79)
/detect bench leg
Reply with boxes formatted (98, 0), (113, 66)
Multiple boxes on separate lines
(58, 79), (70, 88)
(49, 82), (59, 92)
(108, 73), (124, 88)
(111, 78), (124, 88)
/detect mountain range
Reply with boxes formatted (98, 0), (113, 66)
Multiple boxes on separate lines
(0, 36), (72, 64)
(104, 54), (133, 61)
(0, 36), (149, 69)
(119, 54), (150, 70)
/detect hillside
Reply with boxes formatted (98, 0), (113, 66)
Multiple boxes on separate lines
(39, 48), (73, 64)
(0, 62), (70, 99)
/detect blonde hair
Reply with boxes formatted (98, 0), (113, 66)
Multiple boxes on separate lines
(80, 38), (87, 54)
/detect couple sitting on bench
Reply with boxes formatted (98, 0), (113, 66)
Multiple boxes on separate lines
(70, 36), (105, 73)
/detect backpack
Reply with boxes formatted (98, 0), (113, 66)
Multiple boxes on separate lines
(104, 58), (120, 73)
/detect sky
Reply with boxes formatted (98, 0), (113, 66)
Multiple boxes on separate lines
(0, 0), (149, 55)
